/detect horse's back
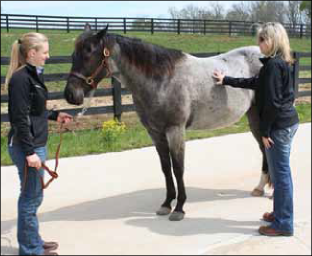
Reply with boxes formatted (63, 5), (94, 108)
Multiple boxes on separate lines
(173, 46), (262, 130)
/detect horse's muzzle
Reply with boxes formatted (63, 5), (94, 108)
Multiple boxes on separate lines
(64, 84), (84, 106)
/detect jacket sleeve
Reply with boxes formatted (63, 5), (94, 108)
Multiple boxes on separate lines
(48, 110), (59, 121)
(222, 76), (259, 90)
(9, 75), (35, 156)
(259, 62), (282, 138)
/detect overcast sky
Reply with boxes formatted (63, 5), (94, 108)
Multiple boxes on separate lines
(1, 1), (241, 18)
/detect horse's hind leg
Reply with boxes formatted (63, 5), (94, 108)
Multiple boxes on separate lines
(166, 126), (187, 221)
(148, 130), (176, 216)
(246, 106), (270, 197)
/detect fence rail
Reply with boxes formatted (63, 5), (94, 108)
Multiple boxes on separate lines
(1, 52), (311, 123)
(1, 14), (311, 38)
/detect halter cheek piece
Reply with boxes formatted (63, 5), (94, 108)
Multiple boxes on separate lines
(70, 48), (111, 89)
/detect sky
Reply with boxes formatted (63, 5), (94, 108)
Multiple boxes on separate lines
(1, 1), (241, 18)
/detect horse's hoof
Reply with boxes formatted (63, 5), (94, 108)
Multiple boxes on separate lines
(169, 211), (185, 221)
(251, 188), (264, 197)
(156, 207), (172, 216)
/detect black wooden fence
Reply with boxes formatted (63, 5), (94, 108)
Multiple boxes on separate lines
(1, 52), (311, 123)
(1, 14), (311, 38)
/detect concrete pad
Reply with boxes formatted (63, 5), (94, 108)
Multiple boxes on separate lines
(1, 124), (311, 255)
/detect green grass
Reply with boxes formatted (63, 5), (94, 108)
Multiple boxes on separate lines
(1, 103), (311, 166)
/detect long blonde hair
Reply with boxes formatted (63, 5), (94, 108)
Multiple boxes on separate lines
(5, 32), (48, 88)
(257, 22), (294, 65)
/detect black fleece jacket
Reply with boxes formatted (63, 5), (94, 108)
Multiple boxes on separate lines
(223, 56), (299, 137)
(8, 63), (59, 156)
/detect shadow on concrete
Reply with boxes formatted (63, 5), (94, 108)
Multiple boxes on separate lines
(1, 187), (259, 241)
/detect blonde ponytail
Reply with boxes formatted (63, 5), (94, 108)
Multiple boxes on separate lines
(5, 40), (26, 89)
(5, 33), (48, 89)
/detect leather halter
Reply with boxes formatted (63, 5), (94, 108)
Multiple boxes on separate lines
(70, 48), (111, 89)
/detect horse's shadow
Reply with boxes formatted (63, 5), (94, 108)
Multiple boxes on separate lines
(1, 187), (260, 241)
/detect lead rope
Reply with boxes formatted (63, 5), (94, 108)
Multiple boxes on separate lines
(22, 123), (64, 191)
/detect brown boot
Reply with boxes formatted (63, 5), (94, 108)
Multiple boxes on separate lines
(258, 226), (293, 236)
(43, 241), (59, 251)
(262, 212), (275, 222)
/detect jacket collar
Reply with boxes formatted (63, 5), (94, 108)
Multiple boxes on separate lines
(259, 54), (282, 65)
(25, 62), (46, 88)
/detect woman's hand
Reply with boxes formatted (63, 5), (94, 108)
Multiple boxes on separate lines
(212, 70), (225, 85)
(262, 137), (274, 149)
(57, 112), (73, 124)
(26, 153), (42, 169)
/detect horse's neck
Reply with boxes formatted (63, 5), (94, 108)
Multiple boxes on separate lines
(109, 43), (153, 97)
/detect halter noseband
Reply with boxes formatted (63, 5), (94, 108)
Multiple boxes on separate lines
(70, 48), (111, 89)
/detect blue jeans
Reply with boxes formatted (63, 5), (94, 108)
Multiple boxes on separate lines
(265, 123), (299, 234)
(8, 144), (47, 255)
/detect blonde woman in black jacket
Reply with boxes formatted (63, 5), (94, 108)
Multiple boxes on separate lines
(213, 22), (299, 237)
(6, 33), (72, 255)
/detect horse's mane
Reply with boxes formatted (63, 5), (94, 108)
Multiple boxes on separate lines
(109, 34), (185, 80)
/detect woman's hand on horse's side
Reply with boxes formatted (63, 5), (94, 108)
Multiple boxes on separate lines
(212, 70), (225, 85)
(26, 153), (42, 169)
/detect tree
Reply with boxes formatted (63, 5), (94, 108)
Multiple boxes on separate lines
(249, 1), (286, 23)
(286, 1), (303, 30)
(210, 2), (225, 20)
(226, 2), (252, 21)
(300, 1), (311, 19)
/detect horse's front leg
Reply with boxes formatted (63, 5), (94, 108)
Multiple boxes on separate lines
(148, 131), (176, 216)
(166, 126), (187, 221)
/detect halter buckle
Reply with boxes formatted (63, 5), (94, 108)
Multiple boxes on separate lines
(103, 48), (110, 57)
(86, 77), (94, 85)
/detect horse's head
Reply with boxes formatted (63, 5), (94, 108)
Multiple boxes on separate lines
(64, 23), (110, 105)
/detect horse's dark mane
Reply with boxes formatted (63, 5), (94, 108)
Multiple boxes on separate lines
(108, 34), (185, 80)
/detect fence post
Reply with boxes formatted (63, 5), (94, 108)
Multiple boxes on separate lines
(112, 77), (122, 121)
(66, 17), (70, 33)
(204, 20), (206, 35)
(123, 18), (127, 34)
(229, 21), (232, 36)
(6, 14), (9, 32)
(300, 24), (303, 39)
(95, 18), (98, 31)
(177, 19), (181, 35)
(293, 52), (300, 98)
(36, 16), (39, 32)
(151, 18), (154, 35)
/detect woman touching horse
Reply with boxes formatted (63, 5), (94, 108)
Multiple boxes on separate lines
(65, 23), (269, 222)
(213, 22), (299, 236)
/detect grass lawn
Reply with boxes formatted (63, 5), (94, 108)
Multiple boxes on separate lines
(1, 103), (311, 166)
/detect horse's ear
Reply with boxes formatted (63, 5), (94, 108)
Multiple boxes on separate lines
(96, 24), (109, 39)
(84, 23), (92, 32)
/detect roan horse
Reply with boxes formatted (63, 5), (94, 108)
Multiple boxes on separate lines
(64, 24), (270, 221)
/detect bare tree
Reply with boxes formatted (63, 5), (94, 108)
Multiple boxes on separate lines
(286, 1), (303, 30)
(210, 2), (225, 20)
(300, 1), (311, 19)
(249, 1), (286, 23)
(168, 6), (180, 20)
(226, 1), (252, 21)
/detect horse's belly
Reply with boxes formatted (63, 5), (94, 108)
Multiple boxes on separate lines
(188, 107), (243, 130)
(187, 88), (253, 130)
